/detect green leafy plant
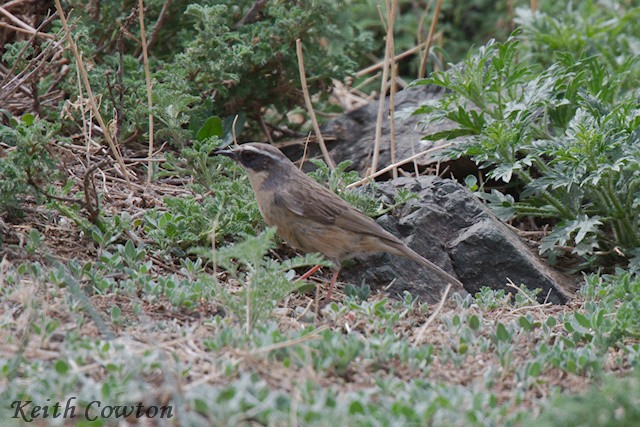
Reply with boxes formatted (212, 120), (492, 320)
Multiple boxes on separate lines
(531, 368), (640, 427)
(309, 159), (418, 217)
(57, 0), (372, 143)
(0, 114), (62, 219)
(413, 2), (640, 267)
(213, 227), (328, 332)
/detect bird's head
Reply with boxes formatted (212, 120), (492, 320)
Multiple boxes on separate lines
(212, 143), (293, 188)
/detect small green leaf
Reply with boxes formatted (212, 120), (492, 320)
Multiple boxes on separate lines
(564, 321), (574, 333)
(464, 175), (478, 191)
(518, 316), (532, 330)
(546, 317), (557, 328)
(574, 311), (591, 329)
(528, 361), (541, 377)
(196, 116), (223, 141)
(469, 315), (480, 330)
(496, 322), (510, 342)
(54, 359), (70, 374)
(111, 305), (121, 319)
(349, 400), (365, 415)
(592, 308), (604, 328)
(22, 113), (34, 126)
(218, 387), (236, 402)
(452, 314), (461, 327)
(193, 398), (209, 414)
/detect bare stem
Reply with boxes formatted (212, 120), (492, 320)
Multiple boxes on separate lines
(418, 0), (443, 79)
(347, 142), (453, 189)
(138, 0), (155, 187)
(53, 0), (133, 188)
(387, 0), (398, 179)
(295, 38), (335, 170)
(370, 2), (394, 175)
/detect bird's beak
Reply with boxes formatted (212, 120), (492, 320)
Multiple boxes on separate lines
(212, 148), (237, 160)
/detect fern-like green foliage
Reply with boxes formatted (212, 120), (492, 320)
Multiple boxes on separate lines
(0, 115), (62, 219)
(170, 1), (370, 121)
(144, 138), (262, 255)
(57, 0), (372, 143)
(212, 227), (328, 331)
(412, 1), (640, 266)
(308, 159), (418, 217)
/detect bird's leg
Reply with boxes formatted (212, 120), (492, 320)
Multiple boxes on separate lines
(296, 264), (340, 300)
(297, 264), (323, 281)
(326, 269), (340, 300)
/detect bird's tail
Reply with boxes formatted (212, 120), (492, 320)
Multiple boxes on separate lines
(397, 245), (464, 289)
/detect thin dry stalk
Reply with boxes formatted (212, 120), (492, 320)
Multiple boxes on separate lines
(370, 1), (395, 175)
(346, 142), (453, 189)
(246, 272), (252, 335)
(259, 113), (274, 144)
(413, 283), (451, 346)
(1, 17), (62, 105)
(0, 5), (46, 35)
(75, 62), (92, 163)
(353, 72), (381, 93)
(2, 0), (32, 10)
(506, 278), (538, 306)
(531, 0), (538, 13)
(299, 132), (312, 170)
(137, 0), (173, 60)
(210, 199), (224, 279)
(138, 0), (155, 187)
(356, 38), (436, 78)
(387, 0), (399, 179)
(507, 0), (515, 32)
(505, 277), (553, 319)
(417, 0), (434, 45)
(0, 14), (56, 89)
(231, 114), (240, 147)
(510, 303), (552, 314)
(418, 0), (443, 79)
(250, 325), (328, 355)
(0, 256), (7, 289)
(408, 125), (420, 178)
(0, 21), (54, 39)
(314, 282), (320, 320)
(53, 0), (133, 188)
(295, 39), (335, 170)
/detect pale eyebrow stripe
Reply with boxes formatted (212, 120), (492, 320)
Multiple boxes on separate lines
(241, 146), (281, 162)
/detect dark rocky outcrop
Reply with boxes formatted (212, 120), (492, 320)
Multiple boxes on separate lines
(340, 176), (577, 304)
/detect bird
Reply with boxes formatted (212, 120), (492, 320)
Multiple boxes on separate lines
(212, 142), (464, 299)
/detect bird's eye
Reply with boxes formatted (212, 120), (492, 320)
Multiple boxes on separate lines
(241, 150), (257, 161)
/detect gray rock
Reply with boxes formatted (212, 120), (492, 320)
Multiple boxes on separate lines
(286, 85), (462, 175)
(340, 176), (577, 304)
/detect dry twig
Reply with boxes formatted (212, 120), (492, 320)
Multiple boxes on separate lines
(295, 38), (335, 170)
(250, 325), (328, 355)
(346, 142), (453, 189)
(53, 0), (134, 189)
(138, 0), (155, 186)
(418, 0), (443, 78)
(136, 0), (173, 60)
(386, 0), (399, 179)
(413, 283), (452, 346)
(370, 3), (394, 175)
(356, 38), (438, 78)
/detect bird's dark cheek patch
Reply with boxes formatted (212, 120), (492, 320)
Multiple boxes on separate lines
(242, 157), (270, 172)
